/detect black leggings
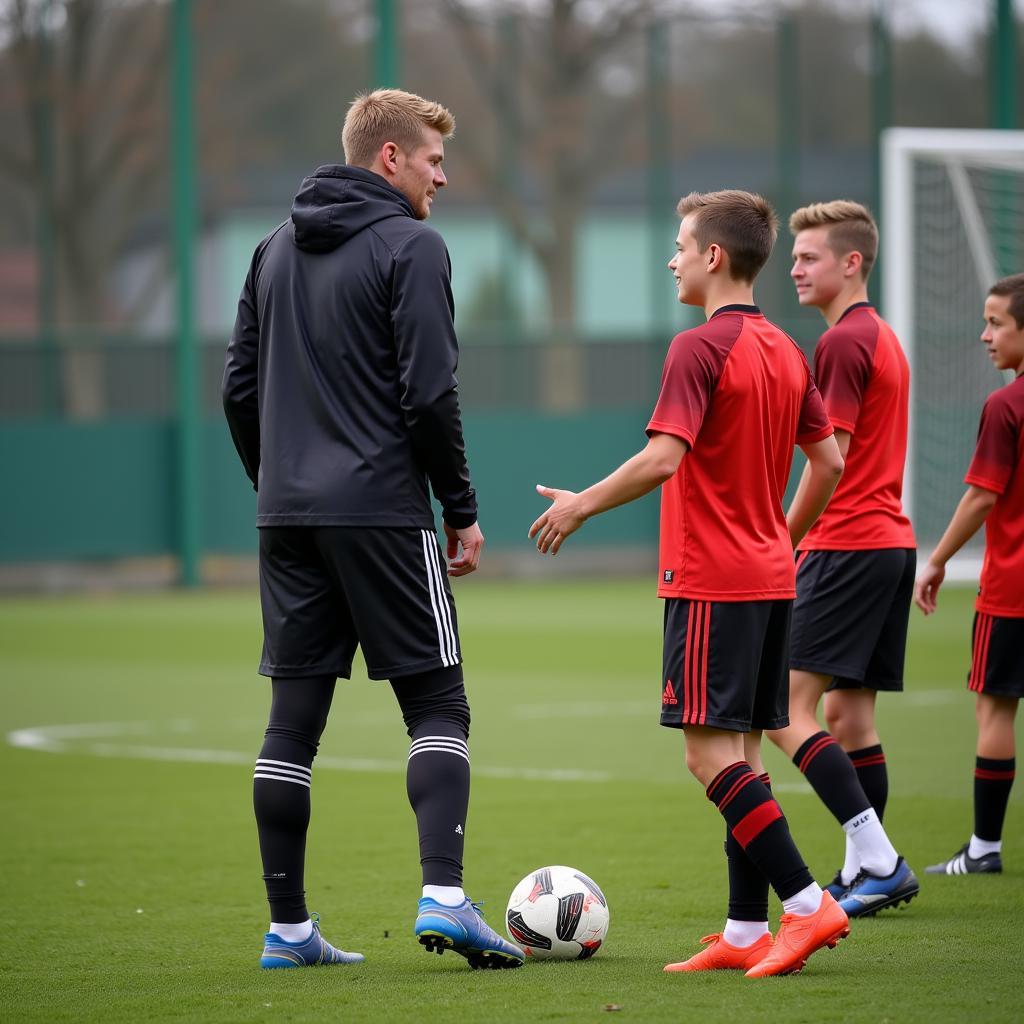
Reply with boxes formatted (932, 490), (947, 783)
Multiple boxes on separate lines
(254, 666), (471, 922)
(263, 665), (470, 752)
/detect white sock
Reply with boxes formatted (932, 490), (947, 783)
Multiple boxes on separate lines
(271, 919), (313, 943)
(968, 834), (1002, 858)
(840, 834), (860, 886)
(782, 882), (823, 917)
(423, 884), (465, 906)
(722, 918), (770, 947)
(842, 807), (898, 877)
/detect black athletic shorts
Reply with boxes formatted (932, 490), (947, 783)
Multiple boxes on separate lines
(790, 548), (915, 692)
(258, 526), (462, 681)
(660, 598), (792, 733)
(968, 612), (1024, 698)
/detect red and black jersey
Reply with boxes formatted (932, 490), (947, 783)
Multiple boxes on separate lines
(799, 303), (915, 551)
(647, 305), (832, 601)
(965, 373), (1024, 617)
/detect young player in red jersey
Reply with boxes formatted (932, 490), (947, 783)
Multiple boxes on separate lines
(530, 190), (848, 977)
(765, 202), (919, 917)
(915, 273), (1024, 876)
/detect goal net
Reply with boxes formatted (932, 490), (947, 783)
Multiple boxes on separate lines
(882, 128), (1024, 578)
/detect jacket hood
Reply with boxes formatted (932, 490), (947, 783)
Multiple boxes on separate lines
(291, 165), (414, 253)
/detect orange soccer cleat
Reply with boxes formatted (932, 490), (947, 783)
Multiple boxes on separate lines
(744, 891), (850, 978)
(664, 932), (773, 972)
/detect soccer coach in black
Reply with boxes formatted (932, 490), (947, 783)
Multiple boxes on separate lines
(223, 89), (522, 970)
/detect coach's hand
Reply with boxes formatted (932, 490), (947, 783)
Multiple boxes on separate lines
(529, 484), (587, 555)
(446, 521), (484, 577)
(914, 560), (945, 615)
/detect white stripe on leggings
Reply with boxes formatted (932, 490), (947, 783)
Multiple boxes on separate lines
(409, 735), (469, 763)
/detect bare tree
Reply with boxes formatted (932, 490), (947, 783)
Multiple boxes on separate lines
(0, 0), (169, 416)
(419, 0), (673, 407)
(434, 0), (664, 329)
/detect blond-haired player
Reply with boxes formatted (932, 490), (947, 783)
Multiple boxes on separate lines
(224, 88), (523, 971)
(766, 201), (919, 918)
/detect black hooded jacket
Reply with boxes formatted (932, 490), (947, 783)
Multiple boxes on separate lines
(222, 164), (477, 531)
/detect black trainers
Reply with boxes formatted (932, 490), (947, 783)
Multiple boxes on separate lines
(925, 842), (1002, 875)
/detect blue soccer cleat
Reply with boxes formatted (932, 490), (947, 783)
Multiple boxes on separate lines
(414, 897), (525, 969)
(260, 914), (365, 969)
(822, 869), (849, 901)
(839, 856), (920, 918)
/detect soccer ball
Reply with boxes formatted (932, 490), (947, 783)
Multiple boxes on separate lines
(505, 865), (610, 960)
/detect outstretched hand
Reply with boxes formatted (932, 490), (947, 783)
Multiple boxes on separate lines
(528, 484), (587, 555)
(913, 561), (945, 615)
(445, 521), (484, 577)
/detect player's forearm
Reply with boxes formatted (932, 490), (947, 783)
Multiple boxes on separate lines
(578, 440), (685, 520)
(787, 459), (842, 547)
(926, 487), (997, 567)
(787, 468), (838, 547)
(786, 434), (844, 546)
(785, 461), (814, 542)
(408, 388), (478, 529)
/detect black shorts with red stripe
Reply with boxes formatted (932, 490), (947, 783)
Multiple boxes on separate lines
(660, 598), (792, 732)
(258, 526), (462, 681)
(968, 612), (1024, 698)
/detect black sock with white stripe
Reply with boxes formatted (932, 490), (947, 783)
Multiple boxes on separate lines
(254, 676), (335, 924)
(407, 723), (470, 886)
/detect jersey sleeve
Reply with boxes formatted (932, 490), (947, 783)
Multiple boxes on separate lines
(391, 227), (478, 529)
(813, 325), (875, 434)
(222, 244), (264, 490)
(965, 392), (1020, 495)
(796, 372), (834, 444)
(646, 321), (740, 448)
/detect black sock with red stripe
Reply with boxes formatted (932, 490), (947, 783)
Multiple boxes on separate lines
(707, 762), (813, 902)
(793, 731), (871, 825)
(974, 757), (1015, 841)
(724, 773), (771, 921)
(847, 744), (888, 821)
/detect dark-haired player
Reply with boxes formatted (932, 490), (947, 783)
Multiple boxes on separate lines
(916, 272), (1024, 875)
(765, 201), (919, 918)
(530, 190), (848, 977)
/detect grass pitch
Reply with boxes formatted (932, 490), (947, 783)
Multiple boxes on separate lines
(1, 579), (1021, 1023)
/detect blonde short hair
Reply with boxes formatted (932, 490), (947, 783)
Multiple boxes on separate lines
(342, 89), (455, 168)
(789, 200), (879, 281)
(676, 190), (778, 283)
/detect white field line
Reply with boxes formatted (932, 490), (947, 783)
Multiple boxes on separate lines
(8, 690), (957, 786)
(5, 721), (610, 784)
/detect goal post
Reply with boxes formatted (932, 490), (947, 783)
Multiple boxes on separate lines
(881, 128), (1024, 579)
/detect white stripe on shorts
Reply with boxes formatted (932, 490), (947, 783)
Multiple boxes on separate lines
(420, 530), (458, 667)
(425, 535), (459, 664)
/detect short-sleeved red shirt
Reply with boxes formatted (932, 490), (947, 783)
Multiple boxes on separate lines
(799, 304), (915, 551)
(965, 373), (1024, 617)
(647, 305), (832, 601)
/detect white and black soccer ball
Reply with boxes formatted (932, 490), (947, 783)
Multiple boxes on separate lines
(505, 865), (610, 961)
